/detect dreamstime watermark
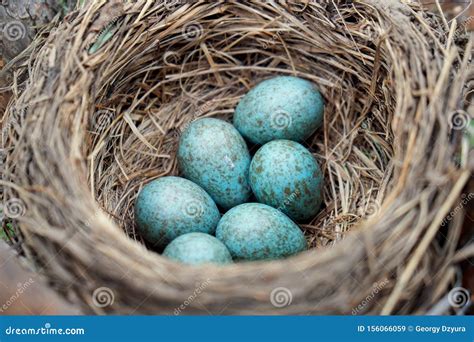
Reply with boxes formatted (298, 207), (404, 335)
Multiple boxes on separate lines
(352, 278), (389, 315)
(0, 198), (27, 220)
(261, 19), (292, 49)
(181, 22), (204, 42)
(0, 148), (6, 172)
(174, 278), (211, 315)
(441, 192), (473, 226)
(5, 323), (85, 336)
(448, 287), (471, 309)
(277, 189), (301, 212)
(270, 287), (293, 308)
(1, 114), (21, 142)
(1, 113), (22, 172)
(87, 15), (121, 53)
(0, 278), (35, 313)
(171, 101), (214, 138)
(0, 20), (27, 42)
(90, 110), (115, 133)
(92, 287), (115, 308)
(164, 0), (186, 11)
(182, 199), (204, 218)
(270, 109), (292, 130)
(163, 50), (181, 66)
(223, 154), (235, 169)
(359, 115), (375, 132)
(83, 209), (105, 229)
(358, 197), (381, 218)
(448, 110), (471, 130)
(453, 15), (473, 39)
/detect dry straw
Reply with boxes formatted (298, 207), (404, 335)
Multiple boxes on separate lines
(1, 0), (472, 314)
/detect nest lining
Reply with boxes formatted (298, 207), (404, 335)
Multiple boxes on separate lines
(1, 0), (471, 315)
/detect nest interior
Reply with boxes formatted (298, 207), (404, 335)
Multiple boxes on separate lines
(2, 0), (471, 314)
(92, 1), (396, 248)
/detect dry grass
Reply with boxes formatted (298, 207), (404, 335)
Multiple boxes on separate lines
(1, 0), (472, 314)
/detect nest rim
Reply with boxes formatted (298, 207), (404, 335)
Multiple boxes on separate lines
(1, 0), (471, 315)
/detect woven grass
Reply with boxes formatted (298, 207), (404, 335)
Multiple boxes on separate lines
(1, 0), (472, 314)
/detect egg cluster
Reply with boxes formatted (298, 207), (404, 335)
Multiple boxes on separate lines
(135, 76), (324, 265)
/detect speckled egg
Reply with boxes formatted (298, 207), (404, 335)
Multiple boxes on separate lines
(163, 233), (233, 265)
(233, 76), (324, 145)
(249, 140), (323, 222)
(135, 176), (220, 248)
(216, 203), (307, 261)
(178, 118), (252, 210)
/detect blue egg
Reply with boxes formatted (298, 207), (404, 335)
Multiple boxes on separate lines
(163, 233), (233, 265)
(135, 176), (220, 248)
(249, 140), (323, 222)
(216, 203), (306, 261)
(178, 118), (252, 210)
(233, 76), (324, 145)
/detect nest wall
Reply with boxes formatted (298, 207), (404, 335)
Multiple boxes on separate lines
(1, 0), (471, 314)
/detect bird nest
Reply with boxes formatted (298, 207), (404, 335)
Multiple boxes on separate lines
(1, 0), (471, 314)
